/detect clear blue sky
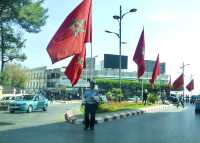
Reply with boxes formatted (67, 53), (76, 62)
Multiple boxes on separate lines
(22, 0), (200, 94)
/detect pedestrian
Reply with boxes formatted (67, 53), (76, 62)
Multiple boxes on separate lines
(82, 80), (99, 131)
(50, 93), (54, 104)
(143, 89), (148, 105)
(186, 95), (189, 103)
(177, 95), (184, 108)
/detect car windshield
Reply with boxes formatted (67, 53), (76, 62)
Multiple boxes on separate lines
(3, 97), (10, 100)
(23, 95), (34, 100)
(15, 96), (23, 100)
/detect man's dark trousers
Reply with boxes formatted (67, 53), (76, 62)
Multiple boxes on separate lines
(84, 103), (97, 129)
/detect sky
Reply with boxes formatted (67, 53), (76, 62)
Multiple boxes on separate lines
(22, 0), (200, 94)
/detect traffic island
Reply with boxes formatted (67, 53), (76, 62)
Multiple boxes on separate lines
(64, 104), (175, 125)
(64, 109), (144, 125)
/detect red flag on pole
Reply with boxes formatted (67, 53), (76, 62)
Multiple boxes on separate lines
(186, 79), (194, 92)
(149, 54), (160, 85)
(133, 28), (145, 78)
(64, 46), (86, 86)
(47, 0), (92, 64)
(173, 73), (184, 90)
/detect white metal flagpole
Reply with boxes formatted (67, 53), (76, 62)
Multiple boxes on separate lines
(141, 79), (144, 101)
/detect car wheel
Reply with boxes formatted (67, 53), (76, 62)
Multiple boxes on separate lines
(10, 110), (14, 113)
(27, 106), (33, 113)
(43, 105), (47, 111)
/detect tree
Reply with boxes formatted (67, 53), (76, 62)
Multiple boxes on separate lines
(0, 0), (48, 72)
(0, 63), (28, 89)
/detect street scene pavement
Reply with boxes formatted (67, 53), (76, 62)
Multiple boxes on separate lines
(0, 102), (199, 143)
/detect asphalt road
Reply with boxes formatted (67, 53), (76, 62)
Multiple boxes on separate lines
(0, 102), (81, 131)
(0, 103), (199, 143)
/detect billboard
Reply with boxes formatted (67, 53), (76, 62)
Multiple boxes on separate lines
(145, 60), (166, 74)
(104, 54), (128, 69)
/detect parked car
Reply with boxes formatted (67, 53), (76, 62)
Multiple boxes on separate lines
(190, 95), (197, 104)
(8, 94), (48, 113)
(195, 95), (200, 113)
(127, 96), (141, 102)
(0, 95), (21, 107)
(168, 94), (178, 103)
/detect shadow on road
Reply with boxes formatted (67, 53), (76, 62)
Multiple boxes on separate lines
(0, 122), (97, 143)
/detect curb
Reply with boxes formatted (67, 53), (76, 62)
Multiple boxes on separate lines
(64, 104), (174, 125)
(141, 104), (174, 113)
(64, 110), (144, 125)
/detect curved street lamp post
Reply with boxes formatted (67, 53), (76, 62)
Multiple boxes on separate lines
(105, 5), (137, 89)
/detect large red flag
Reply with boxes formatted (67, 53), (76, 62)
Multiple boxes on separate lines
(149, 54), (160, 85)
(186, 79), (194, 92)
(133, 28), (145, 78)
(47, 0), (92, 64)
(64, 46), (86, 86)
(173, 73), (184, 90)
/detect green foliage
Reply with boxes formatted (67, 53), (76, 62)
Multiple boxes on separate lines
(97, 102), (151, 113)
(106, 91), (112, 101)
(96, 78), (169, 100)
(147, 93), (159, 104)
(0, 0), (48, 72)
(111, 88), (123, 102)
(0, 64), (28, 88)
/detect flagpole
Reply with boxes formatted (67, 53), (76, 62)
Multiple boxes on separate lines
(90, 1), (93, 81)
(90, 44), (93, 80)
(169, 75), (171, 97)
(140, 78), (143, 101)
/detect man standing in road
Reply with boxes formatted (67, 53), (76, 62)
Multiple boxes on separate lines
(177, 95), (184, 108)
(143, 89), (148, 105)
(82, 80), (99, 131)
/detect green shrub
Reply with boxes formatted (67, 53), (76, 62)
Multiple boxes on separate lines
(148, 93), (159, 104)
(111, 88), (123, 102)
(106, 91), (112, 101)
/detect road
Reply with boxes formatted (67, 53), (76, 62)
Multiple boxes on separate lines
(0, 103), (199, 143)
(0, 102), (81, 131)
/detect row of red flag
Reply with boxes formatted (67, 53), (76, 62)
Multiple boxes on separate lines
(47, 0), (92, 86)
(133, 28), (161, 86)
(170, 74), (194, 91)
(46, 0), (194, 92)
(133, 29), (194, 92)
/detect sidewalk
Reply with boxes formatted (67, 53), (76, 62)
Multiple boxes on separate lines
(64, 104), (175, 125)
(48, 100), (81, 105)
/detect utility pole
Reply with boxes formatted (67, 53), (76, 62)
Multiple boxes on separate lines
(180, 62), (190, 99)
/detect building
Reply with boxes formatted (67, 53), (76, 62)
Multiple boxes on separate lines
(145, 60), (166, 74)
(26, 66), (88, 94)
(26, 66), (47, 93)
(26, 59), (169, 94)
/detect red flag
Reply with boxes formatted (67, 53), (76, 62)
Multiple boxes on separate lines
(133, 28), (145, 78)
(47, 0), (92, 64)
(186, 79), (194, 92)
(149, 54), (160, 85)
(64, 46), (86, 86)
(173, 73), (184, 90)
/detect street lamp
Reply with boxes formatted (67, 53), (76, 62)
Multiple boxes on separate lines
(105, 5), (137, 89)
(180, 62), (190, 98)
(90, 55), (98, 80)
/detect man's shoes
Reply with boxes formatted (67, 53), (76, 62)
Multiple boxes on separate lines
(90, 127), (94, 131)
(83, 127), (88, 131)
